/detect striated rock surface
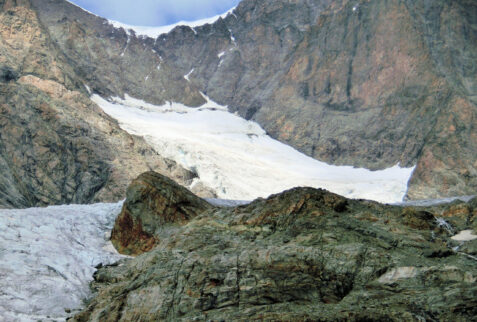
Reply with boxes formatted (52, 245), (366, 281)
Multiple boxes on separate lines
(111, 172), (212, 255)
(30, 0), (477, 199)
(0, 0), (203, 208)
(74, 172), (477, 321)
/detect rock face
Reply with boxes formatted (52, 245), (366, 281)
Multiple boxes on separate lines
(29, 0), (477, 200)
(0, 0), (202, 208)
(75, 172), (477, 321)
(111, 172), (212, 255)
(1, 0), (476, 204)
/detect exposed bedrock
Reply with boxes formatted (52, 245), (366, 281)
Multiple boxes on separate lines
(76, 171), (477, 321)
(1, 0), (475, 206)
(0, 1), (205, 207)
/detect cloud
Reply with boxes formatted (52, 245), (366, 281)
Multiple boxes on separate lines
(70, 0), (241, 26)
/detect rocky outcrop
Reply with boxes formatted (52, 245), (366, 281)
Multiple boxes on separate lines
(30, 0), (477, 200)
(74, 173), (477, 321)
(0, 0), (204, 208)
(111, 172), (212, 255)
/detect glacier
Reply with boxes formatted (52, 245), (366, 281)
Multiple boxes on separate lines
(0, 202), (126, 321)
(92, 94), (415, 204)
(0, 2), (470, 321)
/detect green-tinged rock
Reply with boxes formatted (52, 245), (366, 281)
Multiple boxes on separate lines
(74, 173), (477, 321)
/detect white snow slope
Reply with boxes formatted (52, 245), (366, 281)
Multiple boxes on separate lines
(0, 202), (125, 321)
(92, 94), (415, 204)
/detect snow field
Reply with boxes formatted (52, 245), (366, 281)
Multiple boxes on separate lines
(92, 94), (415, 203)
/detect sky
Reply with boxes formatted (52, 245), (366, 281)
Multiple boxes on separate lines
(69, 0), (241, 26)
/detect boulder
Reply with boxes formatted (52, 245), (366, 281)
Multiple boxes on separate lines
(111, 172), (212, 255)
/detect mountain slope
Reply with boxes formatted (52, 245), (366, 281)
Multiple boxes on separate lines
(30, 0), (477, 200)
(0, 0), (198, 208)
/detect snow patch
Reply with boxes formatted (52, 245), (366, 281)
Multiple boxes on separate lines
(229, 29), (237, 46)
(452, 230), (477, 241)
(109, 7), (237, 39)
(378, 267), (418, 284)
(436, 217), (454, 234)
(0, 202), (126, 320)
(184, 68), (195, 81)
(92, 94), (415, 203)
(218, 51), (226, 66)
(120, 34), (130, 57)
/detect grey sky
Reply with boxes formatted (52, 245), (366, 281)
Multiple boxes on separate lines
(69, 0), (241, 26)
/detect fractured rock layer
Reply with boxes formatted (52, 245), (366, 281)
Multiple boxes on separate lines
(75, 172), (477, 321)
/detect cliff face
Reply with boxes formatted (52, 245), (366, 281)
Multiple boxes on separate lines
(30, 0), (477, 200)
(0, 0), (198, 207)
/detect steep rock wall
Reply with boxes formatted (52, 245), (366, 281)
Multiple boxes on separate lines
(29, 0), (477, 199)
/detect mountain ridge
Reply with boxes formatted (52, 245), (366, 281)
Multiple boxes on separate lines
(31, 0), (477, 200)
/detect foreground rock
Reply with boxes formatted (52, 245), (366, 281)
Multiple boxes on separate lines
(75, 172), (477, 321)
(111, 172), (212, 255)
